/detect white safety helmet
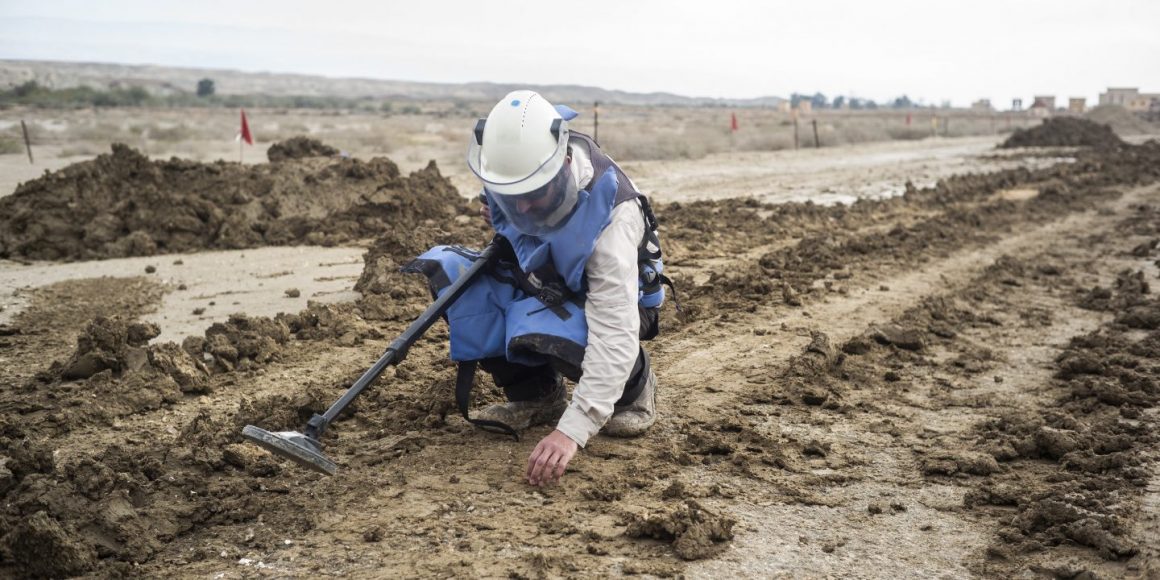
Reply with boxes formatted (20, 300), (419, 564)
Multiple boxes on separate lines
(468, 90), (578, 236)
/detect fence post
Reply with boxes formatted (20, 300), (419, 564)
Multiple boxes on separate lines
(793, 111), (800, 151)
(811, 119), (820, 148)
(21, 120), (33, 164)
(593, 101), (599, 145)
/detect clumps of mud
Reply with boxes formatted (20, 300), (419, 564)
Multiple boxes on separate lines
(1077, 269), (1160, 330)
(3, 511), (98, 577)
(57, 318), (163, 379)
(0, 394), (321, 578)
(19, 317), (208, 431)
(266, 136), (339, 162)
(653, 139), (1160, 329)
(773, 331), (846, 409)
(181, 314), (291, 373)
(625, 500), (736, 560)
(1078, 268), (1149, 312)
(0, 304), (356, 578)
(353, 228), (483, 322)
(966, 319), (1159, 561)
(1001, 117), (1124, 149)
(951, 264), (1156, 562)
(279, 302), (385, 345)
(677, 157), (1140, 322)
(0, 142), (470, 261)
(13, 299), (386, 442)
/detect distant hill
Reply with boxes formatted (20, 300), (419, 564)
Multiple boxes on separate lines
(0, 59), (786, 109)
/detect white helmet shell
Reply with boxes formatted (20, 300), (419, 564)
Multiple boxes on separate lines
(467, 90), (569, 196)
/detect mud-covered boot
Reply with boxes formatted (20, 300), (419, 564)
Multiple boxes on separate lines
(604, 370), (657, 437)
(475, 379), (567, 431)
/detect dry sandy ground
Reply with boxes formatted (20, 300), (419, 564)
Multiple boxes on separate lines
(0, 247), (364, 344)
(1, 134), (1159, 579)
(624, 136), (1064, 205)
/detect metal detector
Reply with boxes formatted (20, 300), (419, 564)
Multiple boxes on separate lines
(242, 241), (498, 475)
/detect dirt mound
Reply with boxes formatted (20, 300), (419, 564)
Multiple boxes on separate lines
(17, 317), (209, 431)
(625, 500), (736, 560)
(0, 306), (362, 577)
(2, 511), (97, 578)
(4, 298), (392, 446)
(0, 143), (468, 261)
(180, 314), (291, 373)
(0, 400), (321, 579)
(1085, 105), (1160, 136)
(1078, 269), (1150, 312)
(266, 136), (339, 162)
(57, 317), (163, 380)
(1001, 117), (1125, 149)
(352, 224), (492, 322)
(278, 302), (385, 345)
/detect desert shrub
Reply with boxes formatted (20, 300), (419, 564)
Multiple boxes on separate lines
(58, 143), (105, 157)
(0, 132), (24, 155)
(72, 122), (129, 143)
(887, 126), (932, 140)
(146, 123), (195, 142)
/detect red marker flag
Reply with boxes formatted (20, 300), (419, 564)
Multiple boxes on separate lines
(239, 109), (253, 145)
(731, 112), (739, 132)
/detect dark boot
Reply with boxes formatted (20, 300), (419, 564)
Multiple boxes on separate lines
(475, 377), (567, 431)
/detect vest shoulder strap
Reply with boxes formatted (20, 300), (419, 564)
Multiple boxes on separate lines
(570, 131), (640, 206)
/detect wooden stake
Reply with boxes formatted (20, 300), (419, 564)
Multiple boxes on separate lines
(21, 120), (33, 164)
(593, 101), (600, 145)
(812, 119), (820, 148)
(793, 112), (800, 151)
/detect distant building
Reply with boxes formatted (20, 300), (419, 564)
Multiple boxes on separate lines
(795, 101), (812, 115)
(1068, 98), (1086, 114)
(777, 101), (791, 113)
(971, 99), (993, 111)
(1029, 95), (1055, 117)
(1099, 87), (1160, 112)
(1101, 87), (1135, 106)
(1099, 87), (1155, 116)
(1012, 98), (1023, 111)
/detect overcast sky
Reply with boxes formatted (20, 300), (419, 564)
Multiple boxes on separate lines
(2, 0), (1158, 107)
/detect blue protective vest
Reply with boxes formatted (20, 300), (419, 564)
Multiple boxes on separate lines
(404, 131), (666, 370)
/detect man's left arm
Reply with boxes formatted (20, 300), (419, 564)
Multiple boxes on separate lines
(526, 201), (645, 486)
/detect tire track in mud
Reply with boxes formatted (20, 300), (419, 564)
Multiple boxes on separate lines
(658, 169), (1147, 424)
(682, 184), (1160, 578)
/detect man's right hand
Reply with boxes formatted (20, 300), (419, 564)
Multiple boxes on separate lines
(479, 203), (492, 226)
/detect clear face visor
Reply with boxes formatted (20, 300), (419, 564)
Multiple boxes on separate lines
(488, 163), (579, 236)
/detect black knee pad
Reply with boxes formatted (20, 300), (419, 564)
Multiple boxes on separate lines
(615, 348), (651, 406)
(479, 357), (560, 402)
